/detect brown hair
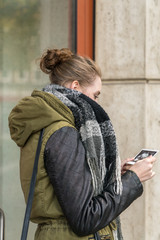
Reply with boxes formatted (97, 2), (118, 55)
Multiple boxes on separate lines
(40, 48), (101, 87)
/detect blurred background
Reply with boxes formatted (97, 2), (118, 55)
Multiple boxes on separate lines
(0, 0), (160, 239)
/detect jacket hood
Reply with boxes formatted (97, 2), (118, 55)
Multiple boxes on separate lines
(8, 90), (74, 147)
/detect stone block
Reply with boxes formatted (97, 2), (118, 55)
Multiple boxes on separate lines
(96, 0), (145, 79)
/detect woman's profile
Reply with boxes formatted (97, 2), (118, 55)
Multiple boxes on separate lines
(8, 48), (156, 240)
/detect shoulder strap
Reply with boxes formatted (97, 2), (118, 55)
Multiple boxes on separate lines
(20, 129), (44, 240)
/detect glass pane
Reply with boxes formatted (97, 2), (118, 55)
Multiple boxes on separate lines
(0, 0), (76, 239)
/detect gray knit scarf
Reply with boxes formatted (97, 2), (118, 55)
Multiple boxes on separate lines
(43, 84), (123, 240)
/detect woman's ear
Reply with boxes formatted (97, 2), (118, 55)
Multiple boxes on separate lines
(70, 80), (81, 91)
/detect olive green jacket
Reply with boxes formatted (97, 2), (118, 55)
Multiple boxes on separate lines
(9, 90), (115, 240)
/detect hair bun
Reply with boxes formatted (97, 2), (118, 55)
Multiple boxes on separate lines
(40, 48), (73, 74)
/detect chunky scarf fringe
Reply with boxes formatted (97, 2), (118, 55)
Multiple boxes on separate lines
(43, 84), (123, 239)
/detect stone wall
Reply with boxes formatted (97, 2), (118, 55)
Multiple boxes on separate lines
(96, 1), (160, 239)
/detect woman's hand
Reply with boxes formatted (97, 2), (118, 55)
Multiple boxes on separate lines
(123, 156), (156, 182)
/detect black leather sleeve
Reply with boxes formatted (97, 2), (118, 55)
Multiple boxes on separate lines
(44, 127), (143, 236)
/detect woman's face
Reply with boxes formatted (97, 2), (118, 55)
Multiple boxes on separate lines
(65, 75), (102, 102)
(80, 75), (102, 102)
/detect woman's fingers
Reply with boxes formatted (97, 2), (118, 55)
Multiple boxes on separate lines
(148, 155), (156, 164)
(129, 156), (156, 182)
(121, 158), (134, 168)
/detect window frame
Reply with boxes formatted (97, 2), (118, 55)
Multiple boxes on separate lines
(76, 0), (95, 59)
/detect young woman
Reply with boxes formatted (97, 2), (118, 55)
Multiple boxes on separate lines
(9, 48), (156, 240)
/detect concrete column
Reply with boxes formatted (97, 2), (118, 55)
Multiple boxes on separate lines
(96, 1), (160, 239)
